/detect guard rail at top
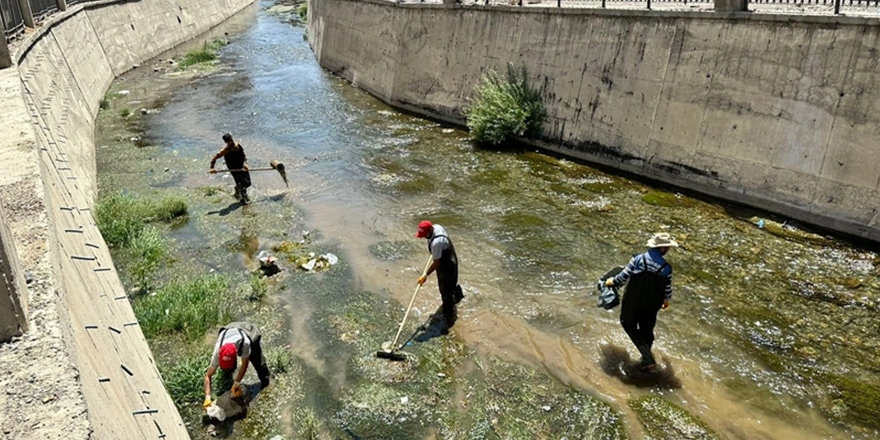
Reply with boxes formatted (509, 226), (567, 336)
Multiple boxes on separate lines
(398, 0), (880, 15)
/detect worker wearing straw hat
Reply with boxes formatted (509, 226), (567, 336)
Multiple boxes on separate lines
(604, 232), (678, 370)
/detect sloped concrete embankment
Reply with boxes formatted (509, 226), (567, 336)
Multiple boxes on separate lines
(0, 0), (253, 438)
(308, 0), (880, 242)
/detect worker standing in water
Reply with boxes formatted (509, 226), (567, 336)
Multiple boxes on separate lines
(416, 220), (464, 332)
(604, 232), (678, 370)
(209, 133), (251, 204)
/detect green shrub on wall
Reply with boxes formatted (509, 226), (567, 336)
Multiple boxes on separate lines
(465, 64), (546, 145)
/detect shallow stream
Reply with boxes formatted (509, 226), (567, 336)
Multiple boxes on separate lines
(95, 2), (880, 439)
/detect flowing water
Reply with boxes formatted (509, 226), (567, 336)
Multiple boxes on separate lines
(96, 2), (880, 439)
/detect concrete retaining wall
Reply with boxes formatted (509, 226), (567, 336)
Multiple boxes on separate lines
(308, 0), (880, 242)
(0, 0), (254, 438)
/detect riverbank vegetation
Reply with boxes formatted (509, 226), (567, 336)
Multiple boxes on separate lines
(177, 39), (228, 68)
(465, 64), (546, 145)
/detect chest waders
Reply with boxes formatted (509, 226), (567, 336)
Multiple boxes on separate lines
(429, 234), (461, 322)
(219, 322), (270, 388)
(619, 259), (670, 368)
(224, 145), (251, 202)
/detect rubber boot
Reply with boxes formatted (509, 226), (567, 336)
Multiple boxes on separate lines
(241, 187), (250, 205)
(636, 344), (656, 370)
(453, 285), (464, 304)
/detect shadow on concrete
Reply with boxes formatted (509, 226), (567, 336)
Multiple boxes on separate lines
(598, 343), (682, 389)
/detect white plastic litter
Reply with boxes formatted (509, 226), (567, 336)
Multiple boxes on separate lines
(206, 403), (226, 421)
(401, 396), (409, 404)
(322, 253), (339, 265)
(301, 259), (317, 271)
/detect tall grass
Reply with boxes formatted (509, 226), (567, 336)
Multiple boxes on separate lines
(177, 39), (227, 68)
(298, 3), (308, 20)
(249, 272), (268, 301)
(163, 352), (210, 404)
(95, 192), (187, 247)
(127, 227), (167, 290)
(134, 275), (233, 340)
(464, 64), (546, 145)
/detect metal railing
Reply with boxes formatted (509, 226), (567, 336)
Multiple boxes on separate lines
(457, 0), (878, 14)
(1, 0), (24, 41)
(29, 0), (57, 20)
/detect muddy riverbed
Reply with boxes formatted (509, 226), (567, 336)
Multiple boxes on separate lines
(95, 2), (880, 439)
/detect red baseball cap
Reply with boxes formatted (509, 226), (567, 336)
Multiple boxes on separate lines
(415, 220), (433, 238)
(218, 343), (237, 370)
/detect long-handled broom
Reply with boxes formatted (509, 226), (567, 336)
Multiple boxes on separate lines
(376, 255), (433, 362)
(212, 159), (288, 187)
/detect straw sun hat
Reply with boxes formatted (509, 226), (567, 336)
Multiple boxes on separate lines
(646, 232), (679, 248)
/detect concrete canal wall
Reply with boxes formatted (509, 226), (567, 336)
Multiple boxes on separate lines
(0, 0), (253, 438)
(308, 0), (880, 242)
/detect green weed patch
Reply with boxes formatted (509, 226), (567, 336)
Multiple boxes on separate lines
(134, 275), (232, 340)
(95, 192), (188, 247)
(177, 39), (228, 68)
(162, 352), (210, 405)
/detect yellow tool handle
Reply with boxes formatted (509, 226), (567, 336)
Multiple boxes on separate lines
(388, 255), (433, 351)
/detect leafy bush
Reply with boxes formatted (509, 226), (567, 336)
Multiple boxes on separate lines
(99, 98), (110, 110)
(298, 3), (308, 20)
(163, 352), (210, 404)
(464, 64), (546, 145)
(119, 108), (131, 118)
(134, 275), (232, 340)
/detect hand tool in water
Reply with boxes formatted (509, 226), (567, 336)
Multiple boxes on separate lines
(212, 160), (288, 187)
(376, 255), (433, 361)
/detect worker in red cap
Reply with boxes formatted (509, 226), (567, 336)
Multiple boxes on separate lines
(416, 221), (463, 330)
(202, 322), (270, 409)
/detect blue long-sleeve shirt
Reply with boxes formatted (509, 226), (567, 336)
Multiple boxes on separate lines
(611, 248), (673, 300)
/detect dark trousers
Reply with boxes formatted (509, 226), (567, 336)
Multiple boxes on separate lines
(619, 301), (660, 348)
(437, 269), (460, 324)
(231, 171), (251, 199)
(249, 336), (270, 387)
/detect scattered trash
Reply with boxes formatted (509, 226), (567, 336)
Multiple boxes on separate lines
(300, 252), (339, 272)
(118, 90), (130, 95)
(541, 405), (551, 412)
(401, 396), (409, 404)
(437, 373), (446, 378)
(749, 216), (829, 244)
(269, 436), (283, 440)
(140, 108), (148, 115)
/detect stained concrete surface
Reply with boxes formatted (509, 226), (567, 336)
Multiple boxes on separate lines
(308, 0), (880, 243)
(0, 0), (256, 438)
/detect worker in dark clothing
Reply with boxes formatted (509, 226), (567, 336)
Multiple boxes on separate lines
(604, 232), (678, 370)
(209, 133), (251, 204)
(416, 220), (464, 330)
(203, 322), (270, 409)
